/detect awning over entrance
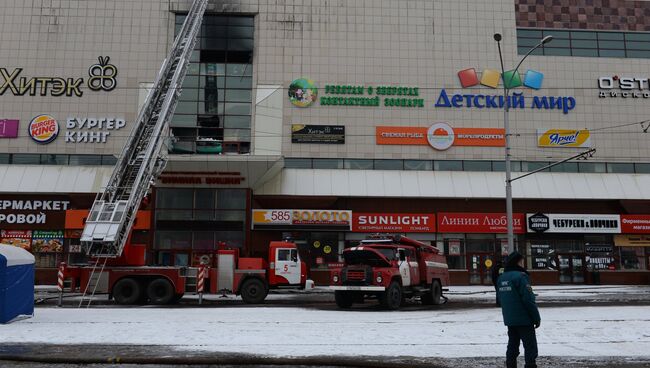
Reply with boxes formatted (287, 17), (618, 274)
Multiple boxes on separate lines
(0, 165), (113, 193)
(161, 155), (283, 189)
(0, 155), (284, 194)
(255, 169), (650, 200)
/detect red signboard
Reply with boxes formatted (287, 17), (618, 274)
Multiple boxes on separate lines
(437, 213), (525, 234)
(352, 213), (435, 233)
(621, 215), (650, 234)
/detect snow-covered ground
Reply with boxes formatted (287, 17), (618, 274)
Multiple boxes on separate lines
(35, 284), (650, 305)
(1, 305), (648, 359)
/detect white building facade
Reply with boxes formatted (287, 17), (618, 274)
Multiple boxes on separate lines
(0, 0), (649, 284)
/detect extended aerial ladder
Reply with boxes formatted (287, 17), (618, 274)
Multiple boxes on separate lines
(77, 0), (208, 305)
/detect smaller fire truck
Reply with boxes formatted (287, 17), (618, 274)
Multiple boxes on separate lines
(64, 240), (310, 305)
(330, 235), (449, 310)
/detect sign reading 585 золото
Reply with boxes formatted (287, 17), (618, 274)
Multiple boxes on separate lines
(252, 209), (352, 230)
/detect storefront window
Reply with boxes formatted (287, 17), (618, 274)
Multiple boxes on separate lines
(154, 188), (247, 263)
(193, 231), (215, 250)
(217, 189), (247, 209)
(294, 232), (342, 268)
(529, 243), (555, 270)
(156, 188), (194, 220)
(67, 237), (87, 265)
(194, 189), (215, 220)
(619, 247), (646, 270)
(586, 244), (616, 271)
(155, 231), (192, 250)
(555, 239), (583, 253)
(443, 238), (465, 269)
(465, 234), (495, 253)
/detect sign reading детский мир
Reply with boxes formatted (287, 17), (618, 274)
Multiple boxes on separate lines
(435, 68), (577, 114)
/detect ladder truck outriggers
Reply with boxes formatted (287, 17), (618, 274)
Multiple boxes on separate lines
(62, 0), (310, 306)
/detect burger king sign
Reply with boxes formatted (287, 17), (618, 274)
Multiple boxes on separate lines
(28, 115), (59, 144)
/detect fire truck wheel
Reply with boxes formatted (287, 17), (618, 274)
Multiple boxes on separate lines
(334, 291), (354, 308)
(380, 281), (402, 310)
(147, 278), (175, 305)
(113, 278), (142, 305)
(240, 278), (268, 304)
(422, 280), (442, 305)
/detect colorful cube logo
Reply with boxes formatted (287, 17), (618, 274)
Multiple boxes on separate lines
(523, 70), (544, 90)
(480, 69), (501, 89)
(458, 67), (544, 90)
(502, 70), (522, 89)
(457, 68), (479, 88)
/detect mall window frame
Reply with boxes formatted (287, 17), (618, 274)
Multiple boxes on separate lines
(170, 14), (255, 155)
(517, 28), (650, 59)
(282, 158), (650, 174)
(313, 158), (343, 169)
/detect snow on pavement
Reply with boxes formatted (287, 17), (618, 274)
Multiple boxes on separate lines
(1, 306), (648, 358)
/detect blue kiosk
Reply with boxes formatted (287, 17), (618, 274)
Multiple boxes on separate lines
(0, 245), (35, 323)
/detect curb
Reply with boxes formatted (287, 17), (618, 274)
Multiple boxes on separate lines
(0, 354), (448, 368)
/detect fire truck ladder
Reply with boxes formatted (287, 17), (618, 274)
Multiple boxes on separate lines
(77, 0), (208, 307)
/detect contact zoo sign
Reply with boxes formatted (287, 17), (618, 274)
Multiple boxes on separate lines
(0, 56), (117, 97)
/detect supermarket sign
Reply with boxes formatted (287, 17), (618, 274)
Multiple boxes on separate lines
(437, 213), (526, 234)
(252, 209), (352, 230)
(352, 213), (435, 233)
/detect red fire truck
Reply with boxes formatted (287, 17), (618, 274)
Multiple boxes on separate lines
(64, 240), (310, 305)
(330, 235), (450, 310)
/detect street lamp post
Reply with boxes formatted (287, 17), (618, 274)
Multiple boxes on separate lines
(493, 33), (553, 254)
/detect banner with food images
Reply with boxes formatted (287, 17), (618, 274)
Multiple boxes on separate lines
(0, 230), (32, 250)
(31, 230), (64, 252)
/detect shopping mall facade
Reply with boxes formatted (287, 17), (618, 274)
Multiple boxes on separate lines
(1, 0), (649, 285)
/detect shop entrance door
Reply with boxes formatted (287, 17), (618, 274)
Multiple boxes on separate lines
(468, 253), (495, 285)
(557, 254), (585, 283)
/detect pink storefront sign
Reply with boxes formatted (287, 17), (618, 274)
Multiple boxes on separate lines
(0, 119), (19, 138)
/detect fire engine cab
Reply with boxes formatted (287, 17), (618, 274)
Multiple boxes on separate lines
(330, 235), (450, 310)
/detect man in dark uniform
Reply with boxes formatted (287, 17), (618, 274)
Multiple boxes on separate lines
(491, 259), (505, 306)
(497, 251), (541, 368)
